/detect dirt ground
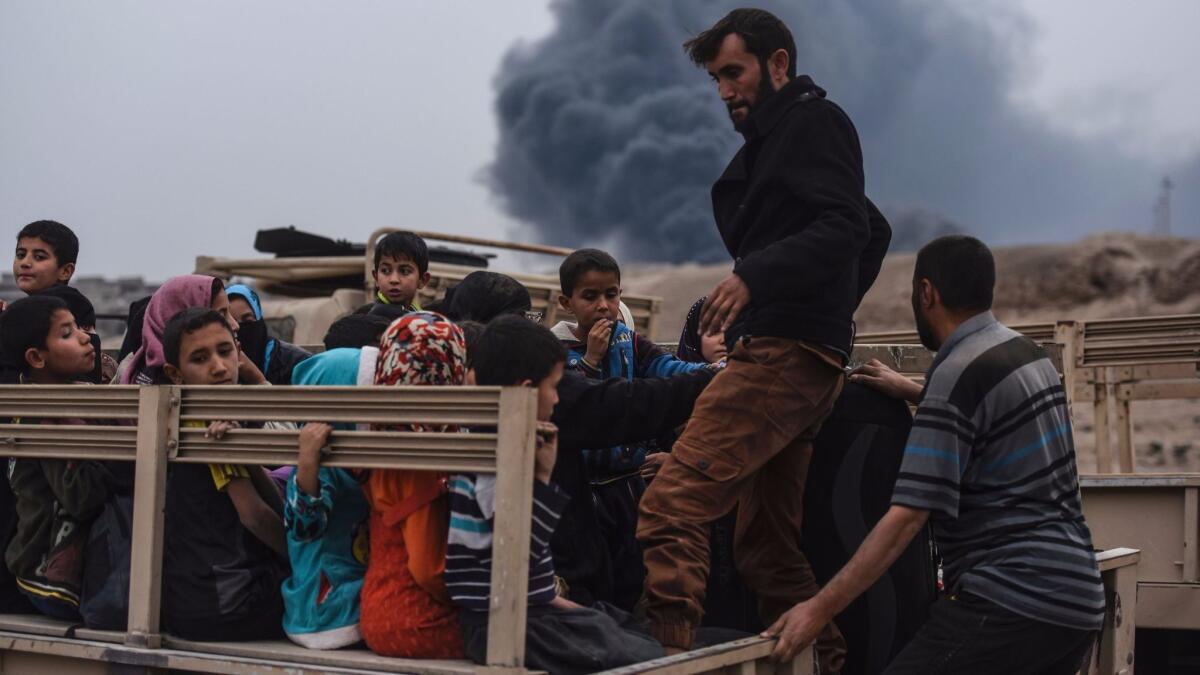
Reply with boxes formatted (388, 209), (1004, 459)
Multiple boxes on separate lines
(625, 232), (1200, 343)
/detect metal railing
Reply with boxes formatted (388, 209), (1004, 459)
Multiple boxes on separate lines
(0, 384), (809, 675)
(862, 314), (1200, 474)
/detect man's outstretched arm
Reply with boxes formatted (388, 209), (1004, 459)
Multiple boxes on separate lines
(764, 504), (930, 661)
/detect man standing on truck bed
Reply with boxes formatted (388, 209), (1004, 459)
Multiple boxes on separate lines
(636, 9), (891, 672)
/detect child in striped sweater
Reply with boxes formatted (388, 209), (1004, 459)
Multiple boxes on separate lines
(447, 315), (663, 673)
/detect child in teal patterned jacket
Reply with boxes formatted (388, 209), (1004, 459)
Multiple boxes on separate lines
(281, 348), (375, 649)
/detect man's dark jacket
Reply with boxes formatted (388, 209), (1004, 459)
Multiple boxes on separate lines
(549, 368), (715, 605)
(719, 75), (891, 354)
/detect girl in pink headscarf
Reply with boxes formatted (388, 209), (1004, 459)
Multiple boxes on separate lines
(117, 275), (265, 385)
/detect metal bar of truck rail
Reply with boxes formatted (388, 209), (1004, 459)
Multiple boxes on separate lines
(0, 385), (141, 419)
(0, 380), (1123, 673)
(177, 385), (503, 425)
(173, 428), (500, 473)
(370, 227), (576, 258)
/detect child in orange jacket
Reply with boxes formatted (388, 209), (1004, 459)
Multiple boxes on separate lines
(359, 313), (465, 658)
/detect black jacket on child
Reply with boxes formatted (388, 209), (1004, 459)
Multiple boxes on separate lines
(717, 75), (891, 354)
(6, 420), (129, 610)
(162, 463), (287, 641)
(549, 367), (715, 606)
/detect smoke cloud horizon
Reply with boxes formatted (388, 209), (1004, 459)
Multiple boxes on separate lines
(486, 0), (1198, 263)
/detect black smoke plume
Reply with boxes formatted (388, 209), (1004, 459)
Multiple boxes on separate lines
(487, 0), (1188, 262)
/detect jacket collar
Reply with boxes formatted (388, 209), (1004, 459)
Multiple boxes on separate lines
(550, 321), (581, 343)
(741, 74), (825, 141)
(928, 310), (998, 374)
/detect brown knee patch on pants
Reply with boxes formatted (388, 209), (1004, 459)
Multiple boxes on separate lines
(638, 337), (846, 671)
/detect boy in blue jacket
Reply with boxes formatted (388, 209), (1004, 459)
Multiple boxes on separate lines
(551, 248), (711, 609)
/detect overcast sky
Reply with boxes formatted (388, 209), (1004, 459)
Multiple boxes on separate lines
(1, 1), (1197, 281)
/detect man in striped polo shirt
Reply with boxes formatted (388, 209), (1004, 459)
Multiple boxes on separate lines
(765, 236), (1103, 674)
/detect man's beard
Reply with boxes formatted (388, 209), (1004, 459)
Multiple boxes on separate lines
(912, 292), (939, 352)
(730, 60), (779, 132)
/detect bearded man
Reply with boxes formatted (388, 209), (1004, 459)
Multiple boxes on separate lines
(636, 8), (891, 673)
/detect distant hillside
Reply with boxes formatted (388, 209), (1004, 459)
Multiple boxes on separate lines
(624, 233), (1200, 342)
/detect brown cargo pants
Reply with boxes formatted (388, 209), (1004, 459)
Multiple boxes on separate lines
(637, 336), (847, 673)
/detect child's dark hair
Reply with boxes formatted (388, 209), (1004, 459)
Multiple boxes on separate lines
(163, 308), (235, 367)
(456, 320), (485, 353)
(36, 286), (96, 329)
(367, 302), (412, 323)
(18, 220), (80, 267)
(323, 313), (392, 351)
(0, 295), (70, 374)
(559, 248), (621, 296)
(373, 231), (429, 275)
(469, 314), (566, 386)
(421, 297), (447, 315)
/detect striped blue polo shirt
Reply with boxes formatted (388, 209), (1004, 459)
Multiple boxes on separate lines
(891, 311), (1104, 631)
(445, 474), (568, 612)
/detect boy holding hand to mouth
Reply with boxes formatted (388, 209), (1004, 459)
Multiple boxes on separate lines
(549, 248), (710, 610)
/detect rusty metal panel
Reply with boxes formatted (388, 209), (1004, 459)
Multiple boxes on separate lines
(0, 385), (140, 419)
(0, 424), (137, 461)
(1081, 485), (1186, 583)
(1135, 583), (1200, 629)
(593, 637), (811, 675)
(178, 385), (503, 426)
(173, 427), (500, 473)
(0, 650), (110, 675)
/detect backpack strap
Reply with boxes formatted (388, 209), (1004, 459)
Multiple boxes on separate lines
(382, 476), (449, 527)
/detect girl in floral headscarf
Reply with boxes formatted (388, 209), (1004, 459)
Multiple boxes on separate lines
(359, 313), (466, 658)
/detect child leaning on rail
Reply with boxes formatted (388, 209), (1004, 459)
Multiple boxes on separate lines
(280, 348), (375, 649)
(359, 312), (465, 658)
(0, 296), (130, 620)
(158, 307), (289, 641)
(448, 314), (664, 673)
(118, 274), (268, 387)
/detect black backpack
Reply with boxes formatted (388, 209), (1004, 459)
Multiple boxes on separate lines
(80, 493), (133, 630)
(803, 382), (938, 675)
(0, 476), (32, 612)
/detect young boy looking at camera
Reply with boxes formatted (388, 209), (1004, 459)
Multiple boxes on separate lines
(550, 248), (710, 609)
(158, 307), (288, 641)
(12, 220), (79, 295)
(0, 296), (126, 619)
(447, 314), (663, 671)
(371, 231), (431, 310)
(1, 221), (89, 381)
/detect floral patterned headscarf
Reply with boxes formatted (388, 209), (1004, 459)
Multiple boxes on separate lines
(374, 312), (466, 387)
(373, 312), (466, 432)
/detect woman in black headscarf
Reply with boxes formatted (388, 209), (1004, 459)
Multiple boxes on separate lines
(672, 296), (759, 633)
(443, 272), (532, 324)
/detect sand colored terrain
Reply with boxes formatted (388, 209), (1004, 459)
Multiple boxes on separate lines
(623, 232), (1200, 472)
(625, 232), (1200, 342)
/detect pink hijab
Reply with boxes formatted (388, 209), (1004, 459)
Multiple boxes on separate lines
(121, 274), (222, 384)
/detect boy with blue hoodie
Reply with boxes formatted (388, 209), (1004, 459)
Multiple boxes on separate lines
(551, 249), (711, 609)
